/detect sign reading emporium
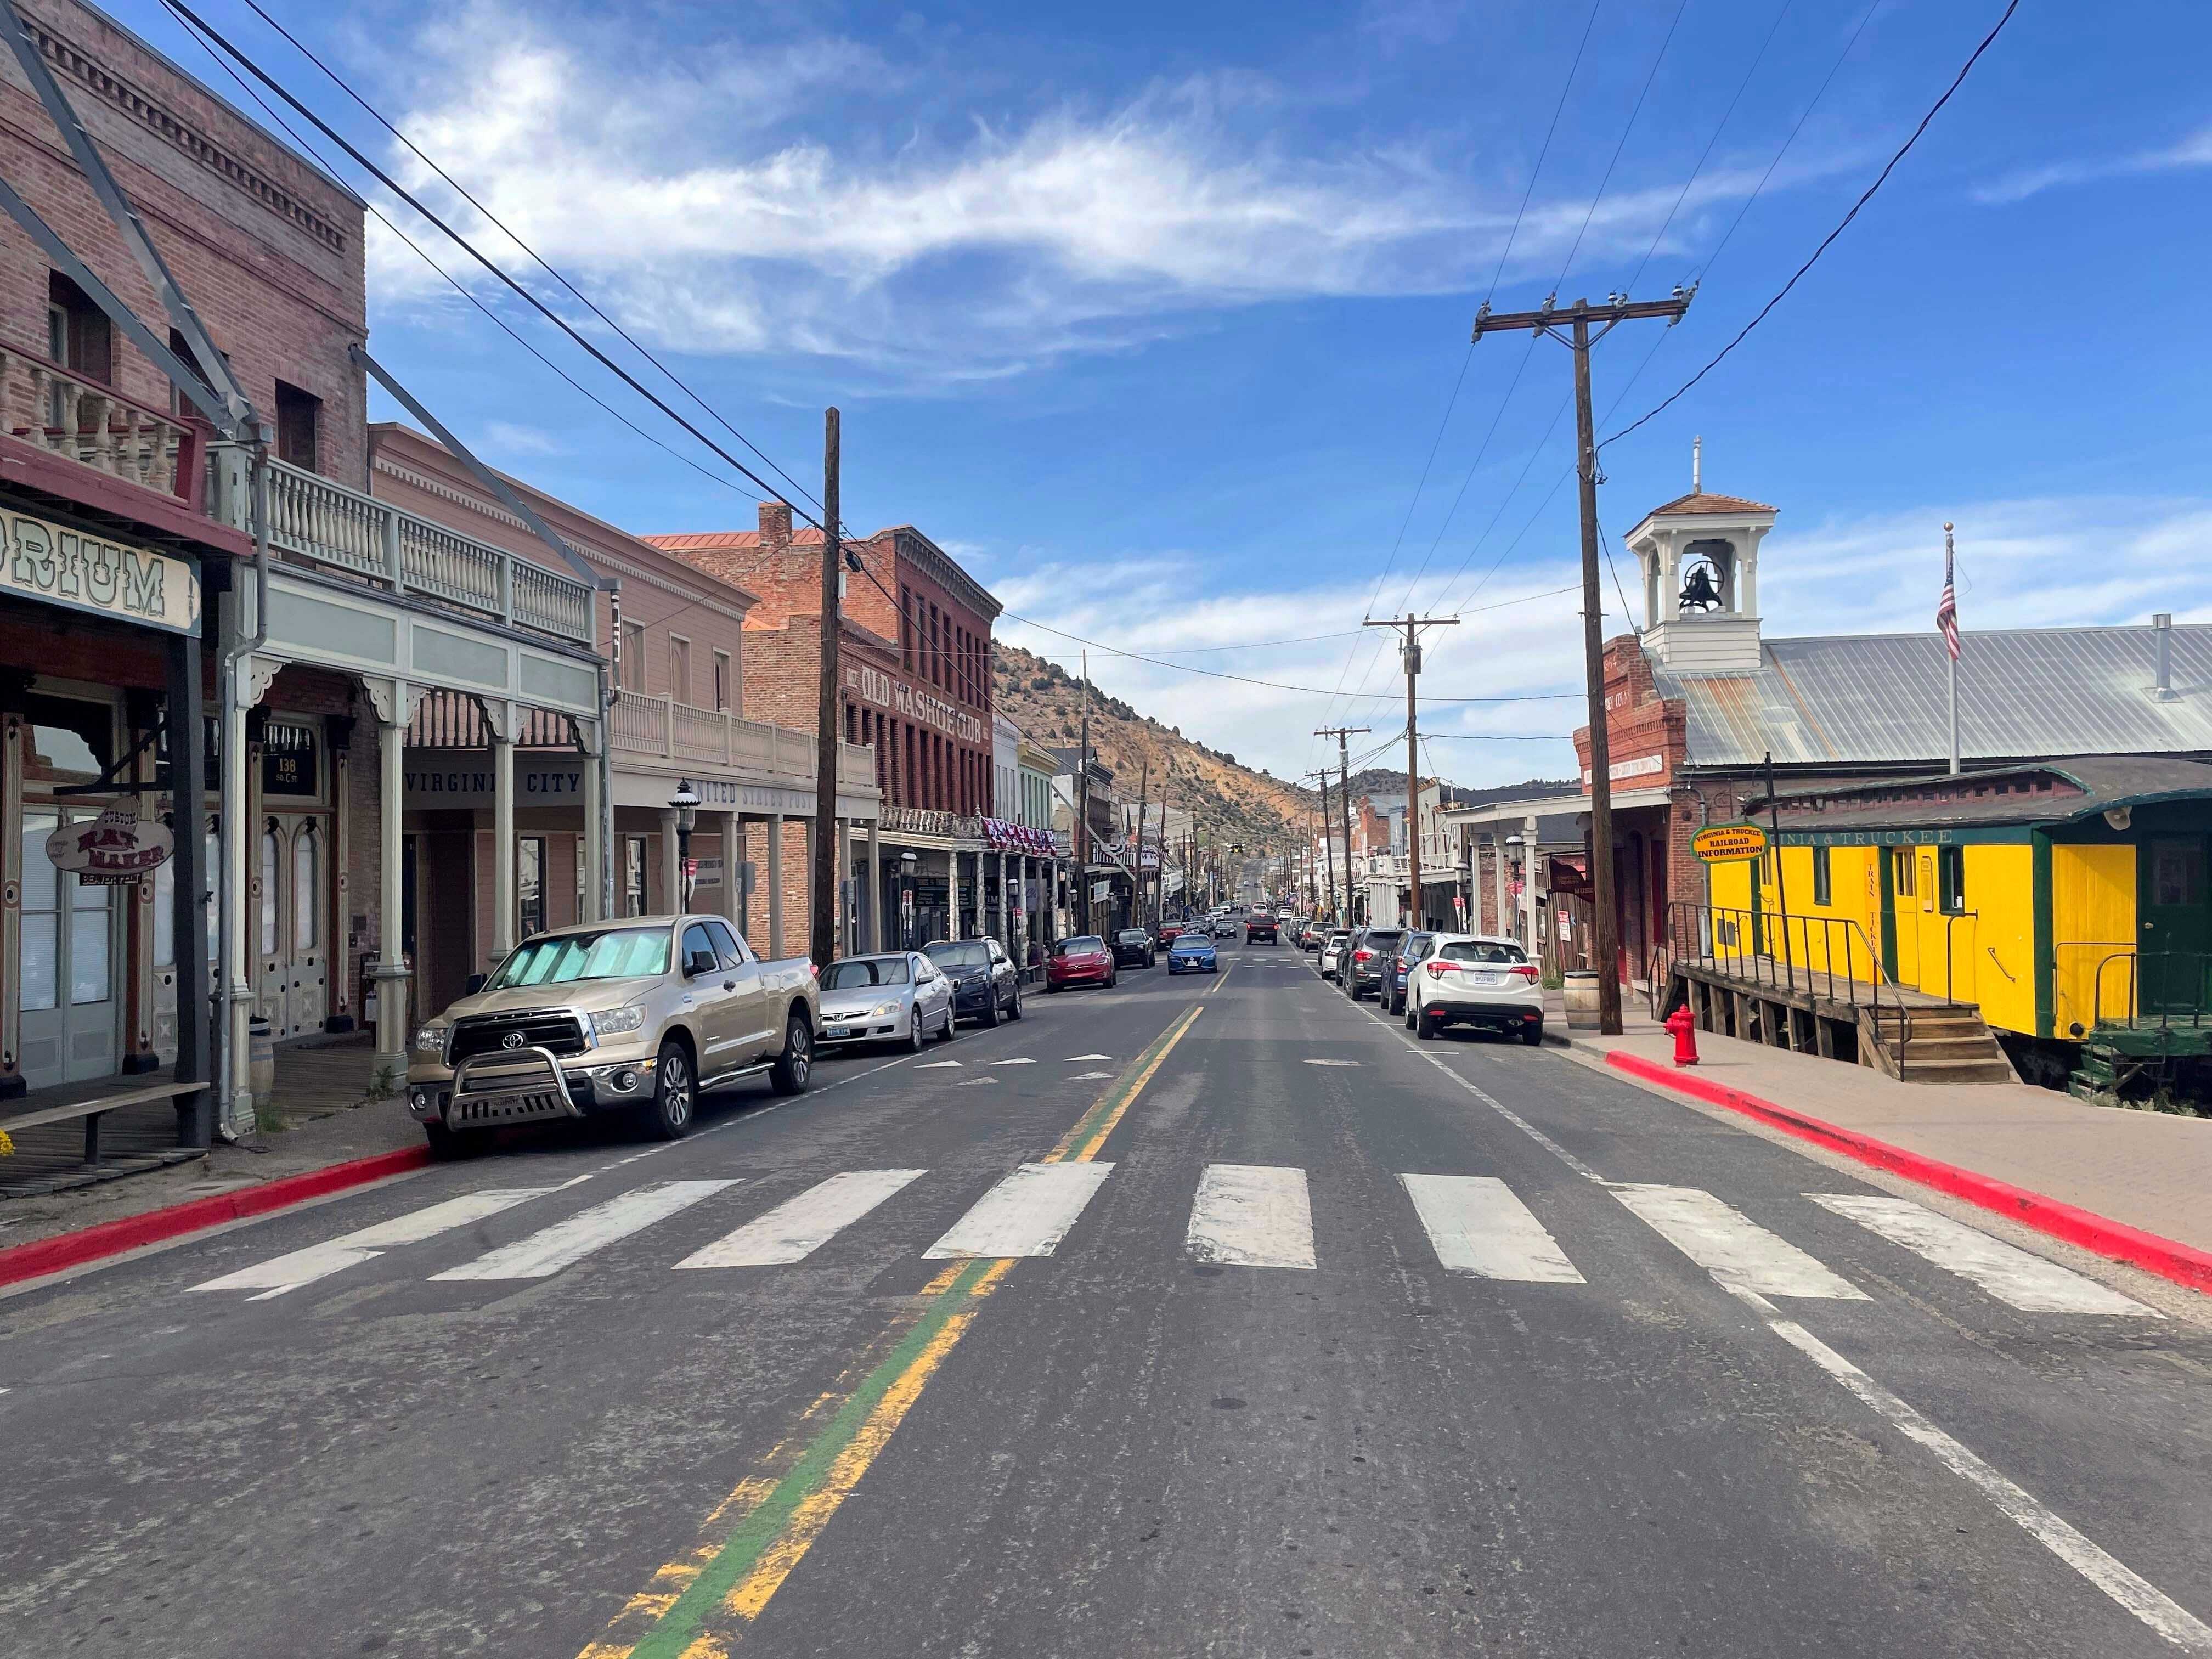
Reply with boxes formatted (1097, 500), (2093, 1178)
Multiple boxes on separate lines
(3, 509), (201, 633)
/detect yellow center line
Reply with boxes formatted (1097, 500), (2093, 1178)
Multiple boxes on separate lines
(580, 1002), (1204, 1657)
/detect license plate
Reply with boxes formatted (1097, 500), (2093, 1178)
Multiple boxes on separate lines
(826, 1025), (853, 1039)
(1473, 972), (1505, 986)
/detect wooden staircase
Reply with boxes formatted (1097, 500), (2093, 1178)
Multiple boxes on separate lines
(1867, 1004), (2017, 1084)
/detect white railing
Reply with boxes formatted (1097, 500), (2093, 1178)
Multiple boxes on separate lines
(610, 689), (877, 791)
(0, 342), (206, 507)
(881, 805), (986, 839)
(252, 456), (596, 645)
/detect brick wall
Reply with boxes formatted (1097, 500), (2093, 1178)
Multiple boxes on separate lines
(1571, 633), (1686, 791)
(0, 0), (368, 485)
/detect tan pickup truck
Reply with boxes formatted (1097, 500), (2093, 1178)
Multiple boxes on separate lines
(405, 913), (820, 1157)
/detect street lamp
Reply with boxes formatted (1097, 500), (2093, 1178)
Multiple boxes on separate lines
(672, 778), (699, 911)
(899, 849), (918, 950)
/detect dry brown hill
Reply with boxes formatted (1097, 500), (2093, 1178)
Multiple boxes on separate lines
(991, 642), (1315, 854)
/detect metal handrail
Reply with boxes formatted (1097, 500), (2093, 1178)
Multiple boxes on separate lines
(1666, 900), (1914, 1079)
(2091, 950), (2212, 1031)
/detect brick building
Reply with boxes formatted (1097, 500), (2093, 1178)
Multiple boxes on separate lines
(648, 503), (1002, 950)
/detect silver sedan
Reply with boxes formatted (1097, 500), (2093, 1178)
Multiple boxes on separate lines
(816, 952), (955, 1052)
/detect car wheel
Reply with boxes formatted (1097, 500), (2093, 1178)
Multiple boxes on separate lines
(642, 1040), (696, 1136)
(1520, 1019), (1545, 1047)
(1007, 986), (1023, 1020)
(982, 987), (1002, 1028)
(769, 1016), (812, 1095)
(904, 1010), (927, 1053)
(424, 1122), (478, 1161)
(1417, 1009), (1440, 1041)
(1403, 1000), (1417, 1030)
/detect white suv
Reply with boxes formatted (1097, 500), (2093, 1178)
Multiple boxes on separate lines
(1406, 933), (1544, 1045)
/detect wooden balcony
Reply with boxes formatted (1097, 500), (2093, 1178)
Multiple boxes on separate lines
(0, 342), (207, 509)
(611, 688), (877, 792)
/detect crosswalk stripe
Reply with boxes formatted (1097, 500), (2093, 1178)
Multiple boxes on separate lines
(1806, 1194), (2157, 1316)
(431, 1180), (737, 1281)
(189, 1188), (552, 1296)
(1612, 1184), (1868, 1300)
(1401, 1174), (1584, 1283)
(1186, 1164), (1315, 1269)
(675, 1171), (928, 1269)
(923, 1163), (1113, 1259)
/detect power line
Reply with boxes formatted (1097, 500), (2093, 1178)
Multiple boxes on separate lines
(161, 0), (822, 523)
(232, 0), (826, 520)
(1485, 0), (1605, 303)
(1602, 0), (2018, 452)
(1549, 0), (1692, 296)
(165, 13), (764, 511)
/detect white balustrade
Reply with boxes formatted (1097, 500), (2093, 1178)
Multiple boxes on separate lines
(611, 689), (876, 793)
(1, 345), (202, 505)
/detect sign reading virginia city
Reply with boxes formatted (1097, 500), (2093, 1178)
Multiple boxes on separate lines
(4, 509), (200, 633)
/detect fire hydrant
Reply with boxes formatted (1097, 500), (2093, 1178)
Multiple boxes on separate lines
(1665, 1003), (1700, 1068)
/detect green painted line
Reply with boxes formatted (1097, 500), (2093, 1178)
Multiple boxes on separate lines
(628, 1256), (994, 1658)
(1051, 1006), (1197, 1159)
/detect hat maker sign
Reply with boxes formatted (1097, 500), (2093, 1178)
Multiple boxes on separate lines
(47, 810), (174, 885)
(1691, 823), (1768, 863)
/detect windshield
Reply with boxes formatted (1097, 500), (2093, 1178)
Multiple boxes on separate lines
(1173, 935), (1207, 949)
(821, 957), (910, 990)
(1119, 930), (1148, 942)
(486, 927), (669, 988)
(1441, 940), (1529, 964)
(927, 942), (990, 970)
(1057, 936), (1104, 955)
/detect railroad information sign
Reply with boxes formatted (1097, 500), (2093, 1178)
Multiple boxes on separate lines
(1691, 823), (1768, 863)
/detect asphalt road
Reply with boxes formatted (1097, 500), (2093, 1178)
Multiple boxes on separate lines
(3, 936), (2208, 1657)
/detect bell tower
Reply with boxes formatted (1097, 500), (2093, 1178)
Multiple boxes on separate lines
(1625, 438), (1775, 674)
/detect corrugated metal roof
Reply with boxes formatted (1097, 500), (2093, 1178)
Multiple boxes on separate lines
(1654, 623), (2212, 769)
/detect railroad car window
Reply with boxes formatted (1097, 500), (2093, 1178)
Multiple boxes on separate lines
(1937, 846), (1965, 916)
(1812, 845), (1832, 907)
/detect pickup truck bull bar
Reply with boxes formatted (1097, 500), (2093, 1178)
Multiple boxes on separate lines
(448, 1046), (583, 1127)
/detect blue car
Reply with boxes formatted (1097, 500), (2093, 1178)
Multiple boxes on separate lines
(1166, 933), (1218, 974)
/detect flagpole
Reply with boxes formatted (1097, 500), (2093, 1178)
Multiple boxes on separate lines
(1945, 522), (1960, 775)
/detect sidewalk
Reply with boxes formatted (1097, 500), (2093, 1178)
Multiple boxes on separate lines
(0, 1042), (425, 1256)
(1551, 997), (2211, 1259)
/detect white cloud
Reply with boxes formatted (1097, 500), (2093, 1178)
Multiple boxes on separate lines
(1973, 122), (2212, 205)
(481, 420), (565, 456)
(363, 1), (1849, 381)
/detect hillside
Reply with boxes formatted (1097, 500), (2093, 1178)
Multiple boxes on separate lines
(1342, 766), (1576, 805)
(991, 643), (1314, 853)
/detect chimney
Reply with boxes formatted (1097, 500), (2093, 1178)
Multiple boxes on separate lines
(758, 499), (793, 549)
(2154, 613), (2177, 702)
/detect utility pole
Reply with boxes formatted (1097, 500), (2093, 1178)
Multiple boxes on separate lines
(1314, 727), (1368, 928)
(1364, 612), (1457, 929)
(1472, 290), (1692, 1034)
(1306, 770), (1335, 923)
(810, 408), (842, 969)
(1154, 768), (1174, 921)
(1076, 649), (1092, 937)
(1133, 758), (1150, 928)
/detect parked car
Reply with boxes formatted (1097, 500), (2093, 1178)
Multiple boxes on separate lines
(1244, 911), (1279, 944)
(1384, 930), (1436, 1015)
(1046, 934), (1117, 992)
(1407, 933), (1544, 1044)
(924, 937), (1023, 1026)
(1317, 929), (1351, 976)
(407, 915), (819, 1156)
(1158, 921), (1185, 946)
(819, 952), (955, 1052)
(1299, 919), (1325, 951)
(1166, 930), (1218, 974)
(1343, 927), (1403, 1000)
(1112, 927), (1157, 969)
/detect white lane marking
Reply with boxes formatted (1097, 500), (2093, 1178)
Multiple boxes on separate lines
(1186, 1164), (1316, 1270)
(189, 1188), (552, 1296)
(1065, 1053), (1112, 1061)
(430, 1181), (736, 1281)
(1730, 1284), (2212, 1655)
(923, 1163), (1114, 1259)
(1070, 1071), (1115, 1080)
(675, 1171), (926, 1268)
(1806, 1194), (2157, 1316)
(1303, 1058), (1361, 1067)
(1401, 1174), (1584, 1284)
(915, 1060), (963, 1069)
(990, 1058), (1036, 1066)
(1612, 1184), (1867, 1300)
(956, 1078), (1000, 1087)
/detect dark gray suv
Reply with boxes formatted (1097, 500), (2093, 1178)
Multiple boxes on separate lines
(1342, 928), (1404, 1000)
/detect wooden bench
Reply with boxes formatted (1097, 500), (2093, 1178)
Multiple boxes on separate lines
(1, 1081), (210, 1164)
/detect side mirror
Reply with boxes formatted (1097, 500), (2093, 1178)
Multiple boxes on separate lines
(464, 973), (488, 995)
(686, 949), (719, 978)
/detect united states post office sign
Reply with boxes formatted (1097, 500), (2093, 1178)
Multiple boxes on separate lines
(2, 509), (200, 633)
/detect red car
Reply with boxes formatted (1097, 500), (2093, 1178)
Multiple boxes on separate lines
(1158, 922), (1184, 945)
(1046, 934), (1117, 992)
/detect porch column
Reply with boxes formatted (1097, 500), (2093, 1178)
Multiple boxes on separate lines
(716, 809), (743, 930)
(1491, 833), (1508, 939)
(166, 631), (209, 1142)
(578, 718), (605, 923)
(1521, 814), (1540, 953)
(370, 678), (413, 1087)
(0, 673), (27, 1101)
(766, 812), (785, 960)
(866, 818), (883, 952)
(659, 808), (682, 913)
(221, 660), (257, 1128)
(488, 701), (516, 966)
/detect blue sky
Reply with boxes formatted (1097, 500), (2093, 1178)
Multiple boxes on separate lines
(119, 0), (2212, 787)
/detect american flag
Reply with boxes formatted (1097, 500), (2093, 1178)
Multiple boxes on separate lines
(1936, 527), (1960, 661)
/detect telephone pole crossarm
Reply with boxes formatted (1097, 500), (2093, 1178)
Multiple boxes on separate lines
(1363, 615), (1458, 930)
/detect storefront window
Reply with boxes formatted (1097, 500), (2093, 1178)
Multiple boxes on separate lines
(519, 837), (545, 938)
(21, 808), (59, 1011)
(625, 835), (648, 917)
(71, 870), (110, 1005)
(295, 823), (320, 950)
(25, 693), (112, 786)
(260, 826), (280, 955)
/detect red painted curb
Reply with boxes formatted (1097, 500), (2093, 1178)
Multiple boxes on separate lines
(1604, 1049), (2212, 1296)
(0, 1144), (432, 1289)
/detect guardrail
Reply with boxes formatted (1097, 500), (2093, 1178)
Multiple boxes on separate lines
(254, 457), (596, 645)
(610, 689), (876, 790)
(0, 341), (208, 509)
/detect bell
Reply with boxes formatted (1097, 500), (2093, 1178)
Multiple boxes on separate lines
(1678, 562), (1723, 614)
